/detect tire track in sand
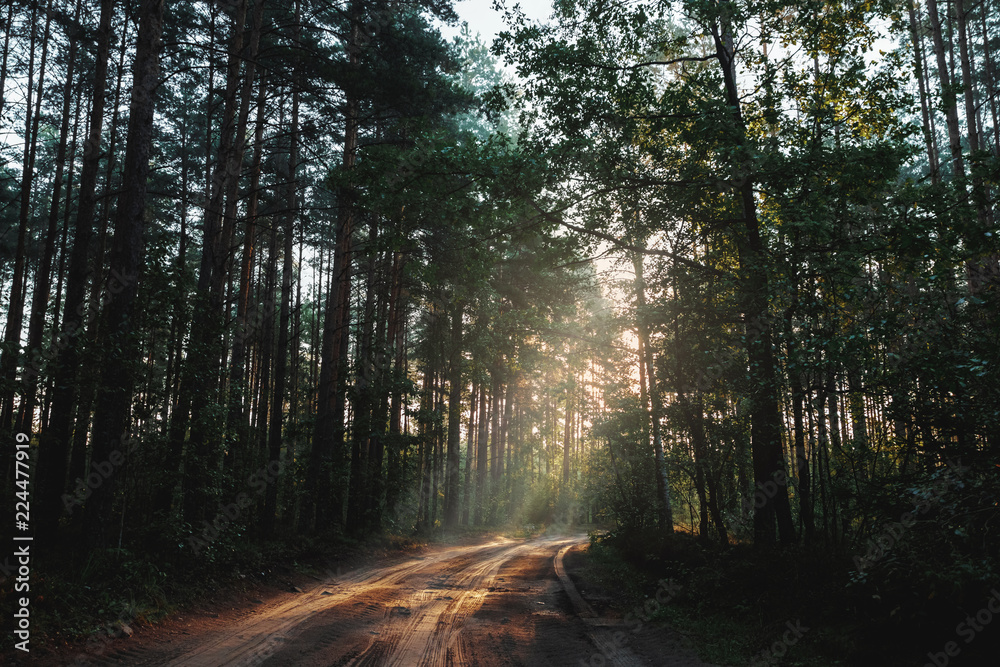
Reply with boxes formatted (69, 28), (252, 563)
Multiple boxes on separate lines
(159, 539), (519, 666)
(349, 535), (587, 667)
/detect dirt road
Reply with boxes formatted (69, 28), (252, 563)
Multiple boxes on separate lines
(51, 534), (717, 666)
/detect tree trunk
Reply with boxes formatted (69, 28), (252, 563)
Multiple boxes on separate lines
(443, 301), (464, 528)
(633, 253), (673, 531)
(982, 7), (1000, 155)
(954, 0), (994, 288)
(35, 0), (114, 541)
(385, 249), (407, 520)
(925, 0), (966, 181)
(954, 0), (980, 157)
(19, 0), (82, 435)
(909, 3), (941, 182)
(183, 0), (260, 524)
(475, 372), (488, 525)
(416, 364), (434, 532)
(0, 2), (14, 120)
(562, 381), (572, 488)
(712, 11), (795, 544)
(487, 369), (502, 523)
(155, 101), (192, 514)
(181, 0), (247, 521)
(433, 376), (444, 525)
(1, 0), (47, 435)
(303, 1), (359, 533)
(502, 375), (513, 495)
(83, 0), (165, 552)
(263, 81), (296, 538)
(347, 240), (377, 535)
(848, 368), (868, 477)
(462, 382), (477, 526)
(366, 261), (391, 531)
(68, 12), (132, 507)
(792, 373), (814, 541)
(227, 0), (268, 483)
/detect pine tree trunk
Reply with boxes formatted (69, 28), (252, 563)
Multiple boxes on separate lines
(982, 7), (1000, 155)
(416, 363), (434, 532)
(501, 376), (513, 496)
(909, 3), (941, 182)
(155, 105), (191, 514)
(633, 253), (673, 531)
(954, 0), (995, 288)
(228, 0), (267, 482)
(263, 81), (296, 538)
(347, 243), (377, 535)
(462, 382), (476, 526)
(443, 301), (464, 528)
(84, 0), (165, 552)
(68, 14), (132, 501)
(35, 0), (114, 540)
(385, 249), (406, 520)
(712, 11), (794, 544)
(183, 0), (260, 523)
(474, 370), (489, 525)
(304, 0), (359, 533)
(925, 0), (966, 179)
(487, 369), (502, 523)
(954, 0), (981, 156)
(366, 278), (391, 531)
(433, 378), (444, 524)
(19, 0), (82, 435)
(0, 2), (14, 120)
(1, 0), (47, 435)
(792, 374), (814, 540)
(562, 382), (572, 488)
(848, 368), (868, 478)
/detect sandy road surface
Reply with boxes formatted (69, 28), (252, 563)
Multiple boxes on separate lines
(48, 534), (716, 666)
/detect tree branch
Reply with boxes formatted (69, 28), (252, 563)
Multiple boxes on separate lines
(525, 198), (730, 278)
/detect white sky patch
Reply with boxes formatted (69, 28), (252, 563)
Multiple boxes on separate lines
(440, 0), (554, 46)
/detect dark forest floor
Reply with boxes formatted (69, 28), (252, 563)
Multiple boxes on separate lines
(582, 528), (1000, 666)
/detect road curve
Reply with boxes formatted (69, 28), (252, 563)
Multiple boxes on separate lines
(173, 537), (560, 666)
(59, 533), (716, 666)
